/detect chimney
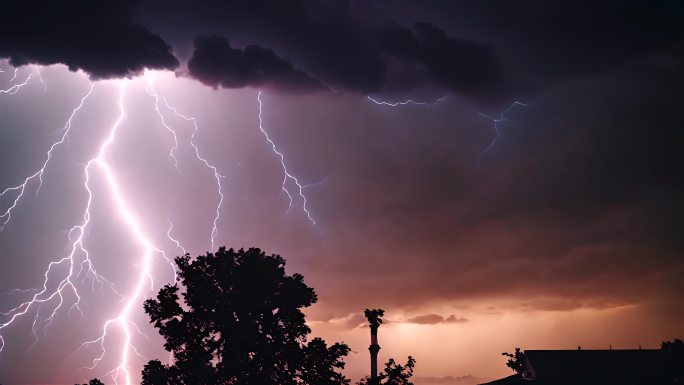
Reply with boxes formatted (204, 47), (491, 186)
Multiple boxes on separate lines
(364, 308), (385, 384)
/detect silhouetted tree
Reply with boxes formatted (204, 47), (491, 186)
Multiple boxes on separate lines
(661, 338), (684, 351)
(141, 247), (350, 385)
(357, 356), (416, 385)
(77, 379), (104, 385)
(364, 309), (384, 329)
(502, 347), (526, 374)
(301, 337), (352, 385)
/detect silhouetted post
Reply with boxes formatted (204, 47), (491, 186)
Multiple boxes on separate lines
(365, 308), (385, 384)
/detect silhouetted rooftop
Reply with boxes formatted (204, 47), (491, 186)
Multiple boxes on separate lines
(481, 349), (683, 385)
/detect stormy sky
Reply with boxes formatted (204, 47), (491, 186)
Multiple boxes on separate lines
(1, 1), (683, 384)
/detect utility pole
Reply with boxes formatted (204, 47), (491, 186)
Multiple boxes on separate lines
(365, 308), (385, 384)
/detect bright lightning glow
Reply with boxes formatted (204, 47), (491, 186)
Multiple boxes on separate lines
(75, 81), (165, 385)
(257, 91), (315, 225)
(0, 83), (119, 355)
(478, 101), (528, 163)
(1, 68), (326, 384)
(160, 96), (225, 250)
(0, 70), (210, 383)
(367, 95), (447, 107)
(0, 79), (177, 385)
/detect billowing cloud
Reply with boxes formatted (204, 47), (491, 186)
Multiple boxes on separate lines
(187, 35), (326, 93)
(137, 0), (507, 100)
(0, 0), (178, 78)
(3, 0), (683, 102)
(183, 21), (504, 99)
(375, 22), (503, 100)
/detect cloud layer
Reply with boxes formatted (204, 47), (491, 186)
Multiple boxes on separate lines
(1, 0), (178, 78)
(4, 0), (683, 104)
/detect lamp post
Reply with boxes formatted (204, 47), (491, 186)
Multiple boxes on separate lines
(364, 308), (385, 384)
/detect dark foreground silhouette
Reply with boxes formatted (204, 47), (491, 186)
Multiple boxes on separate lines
(487, 340), (684, 385)
(79, 247), (415, 385)
(141, 246), (350, 385)
(106, 246), (413, 385)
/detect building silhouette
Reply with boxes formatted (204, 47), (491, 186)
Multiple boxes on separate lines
(480, 349), (683, 385)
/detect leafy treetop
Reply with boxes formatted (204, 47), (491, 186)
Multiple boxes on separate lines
(501, 347), (526, 374)
(364, 309), (385, 331)
(357, 356), (416, 385)
(141, 247), (350, 385)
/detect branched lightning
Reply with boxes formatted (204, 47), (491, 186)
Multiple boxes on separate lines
(73, 81), (170, 385)
(257, 91), (315, 225)
(2, 69), (325, 384)
(0, 79), (177, 385)
(1, 69), (31, 95)
(367, 95), (447, 107)
(0, 83), (95, 229)
(159, 95), (225, 250)
(0, 83), (119, 355)
(144, 74), (181, 171)
(478, 101), (528, 163)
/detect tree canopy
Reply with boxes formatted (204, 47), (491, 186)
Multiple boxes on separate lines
(501, 347), (525, 374)
(661, 338), (684, 351)
(357, 357), (416, 385)
(76, 379), (104, 385)
(141, 247), (350, 385)
(364, 309), (384, 330)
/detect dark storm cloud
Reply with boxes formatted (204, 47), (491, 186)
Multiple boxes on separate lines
(375, 22), (503, 100)
(140, 0), (682, 102)
(138, 0), (506, 100)
(0, 0), (178, 78)
(184, 19), (504, 98)
(187, 35), (326, 93)
(176, 1), (501, 97)
(4, 0), (683, 101)
(385, 0), (684, 96)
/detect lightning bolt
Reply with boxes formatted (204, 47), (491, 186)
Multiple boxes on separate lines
(367, 95), (447, 107)
(0, 82), (118, 353)
(166, 219), (185, 255)
(257, 91), (315, 225)
(2, 68), (324, 384)
(75, 81), (174, 385)
(157, 94), (225, 251)
(478, 101), (528, 163)
(0, 79), (177, 385)
(0, 83), (95, 229)
(8, 68), (18, 83)
(1, 68), (31, 95)
(144, 73), (181, 171)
